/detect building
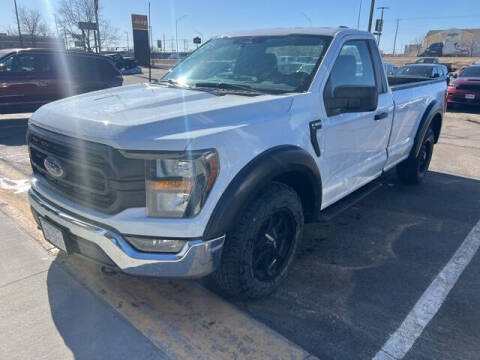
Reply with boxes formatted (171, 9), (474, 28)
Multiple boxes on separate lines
(422, 28), (480, 56)
(0, 34), (62, 50)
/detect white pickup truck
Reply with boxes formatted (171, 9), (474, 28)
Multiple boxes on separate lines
(28, 28), (446, 300)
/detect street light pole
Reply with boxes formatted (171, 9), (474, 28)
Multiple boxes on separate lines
(148, 0), (151, 83)
(13, 0), (23, 47)
(367, 0), (376, 32)
(94, 0), (101, 53)
(393, 18), (400, 55)
(301, 12), (312, 27)
(175, 15), (187, 53)
(357, 0), (363, 29)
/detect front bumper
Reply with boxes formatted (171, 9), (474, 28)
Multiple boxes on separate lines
(29, 189), (225, 278)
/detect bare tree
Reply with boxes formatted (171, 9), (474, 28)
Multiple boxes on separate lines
(57, 0), (119, 51)
(0, 24), (18, 36)
(464, 38), (479, 57)
(18, 6), (49, 47)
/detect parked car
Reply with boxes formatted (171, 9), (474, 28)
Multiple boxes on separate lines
(28, 27), (445, 300)
(383, 61), (398, 76)
(419, 43), (443, 57)
(414, 57), (439, 64)
(407, 58), (455, 73)
(105, 53), (138, 71)
(396, 64), (449, 82)
(0, 49), (123, 114)
(447, 65), (480, 107)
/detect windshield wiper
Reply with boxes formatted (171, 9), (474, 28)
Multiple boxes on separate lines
(194, 82), (263, 95)
(155, 79), (191, 89)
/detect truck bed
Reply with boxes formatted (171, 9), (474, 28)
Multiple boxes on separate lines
(388, 76), (445, 90)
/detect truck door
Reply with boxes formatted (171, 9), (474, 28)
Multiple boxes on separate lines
(318, 39), (393, 208)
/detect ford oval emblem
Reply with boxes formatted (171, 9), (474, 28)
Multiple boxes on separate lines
(44, 156), (64, 178)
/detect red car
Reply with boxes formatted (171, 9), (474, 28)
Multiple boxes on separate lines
(447, 66), (480, 107)
(0, 48), (123, 114)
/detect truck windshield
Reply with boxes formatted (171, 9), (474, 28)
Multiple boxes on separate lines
(162, 35), (332, 94)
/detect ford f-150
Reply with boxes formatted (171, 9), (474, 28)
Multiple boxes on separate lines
(27, 27), (446, 300)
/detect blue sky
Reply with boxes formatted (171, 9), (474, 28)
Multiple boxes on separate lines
(2, 0), (480, 53)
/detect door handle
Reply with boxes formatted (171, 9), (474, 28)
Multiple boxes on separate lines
(374, 112), (388, 121)
(309, 120), (322, 157)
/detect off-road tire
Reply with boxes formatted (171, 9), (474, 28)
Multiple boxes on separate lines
(211, 182), (304, 301)
(396, 128), (435, 185)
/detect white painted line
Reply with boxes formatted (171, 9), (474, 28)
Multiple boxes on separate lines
(373, 219), (480, 360)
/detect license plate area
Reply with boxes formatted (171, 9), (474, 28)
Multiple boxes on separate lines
(40, 218), (69, 254)
(465, 94), (476, 100)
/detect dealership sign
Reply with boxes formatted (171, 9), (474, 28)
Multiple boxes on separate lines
(131, 14), (148, 30)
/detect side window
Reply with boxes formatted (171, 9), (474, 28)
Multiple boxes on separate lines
(0, 55), (15, 72)
(35, 54), (55, 73)
(329, 40), (376, 90)
(323, 40), (378, 116)
(13, 54), (36, 72)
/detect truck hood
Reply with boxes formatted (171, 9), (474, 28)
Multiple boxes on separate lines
(31, 83), (293, 150)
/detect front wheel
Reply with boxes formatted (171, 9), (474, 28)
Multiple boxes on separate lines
(211, 182), (304, 301)
(396, 128), (435, 185)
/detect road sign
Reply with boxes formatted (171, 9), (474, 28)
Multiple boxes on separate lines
(193, 37), (201, 45)
(375, 19), (383, 33)
(71, 33), (83, 40)
(78, 21), (97, 31)
(157, 40), (162, 49)
(131, 14), (148, 31)
(74, 41), (84, 47)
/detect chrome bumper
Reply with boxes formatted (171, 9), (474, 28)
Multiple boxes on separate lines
(29, 189), (225, 278)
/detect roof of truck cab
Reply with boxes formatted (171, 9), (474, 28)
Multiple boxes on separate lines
(221, 27), (366, 38)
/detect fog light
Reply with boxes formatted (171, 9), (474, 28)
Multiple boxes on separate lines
(125, 236), (186, 253)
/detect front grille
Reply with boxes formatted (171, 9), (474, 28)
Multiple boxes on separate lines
(456, 84), (480, 91)
(28, 124), (146, 214)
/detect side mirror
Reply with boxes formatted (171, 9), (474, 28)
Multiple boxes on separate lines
(433, 73), (440, 78)
(326, 85), (378, 116)
(453, 73), (458, 79)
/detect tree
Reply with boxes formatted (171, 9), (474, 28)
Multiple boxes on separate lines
(18, 6), (50, 46)
(57, 0), (119, 51)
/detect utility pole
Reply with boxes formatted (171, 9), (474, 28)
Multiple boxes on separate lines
(125, 31), (129, 52)
(357, 0), (363, 29)
(176, 15), (187, 53)
(94, 0), (101, 53)
(392, 18), (400, 55)
(13, 0), (23, 47)
(376, 6), (388, 46)
(367, 0), (375, 32)
(163, 33), (165, 53)
(148, 0), (151, 83)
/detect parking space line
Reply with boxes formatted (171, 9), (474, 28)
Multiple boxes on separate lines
(373, 219), (480, 360)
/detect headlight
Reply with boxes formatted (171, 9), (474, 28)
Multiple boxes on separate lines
(145, 150), (219, 218)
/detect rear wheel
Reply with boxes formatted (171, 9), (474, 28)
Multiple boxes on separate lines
(211, 182), (304, 301)
(396, 128), (435, 185)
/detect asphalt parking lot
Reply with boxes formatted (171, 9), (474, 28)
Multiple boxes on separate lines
(1, 98), (479, 359)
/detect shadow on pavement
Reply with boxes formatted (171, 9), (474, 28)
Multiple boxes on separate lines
(447, 104), (480, 115)
(234, 170), (480, 360)
(45, 260), (165, 360)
